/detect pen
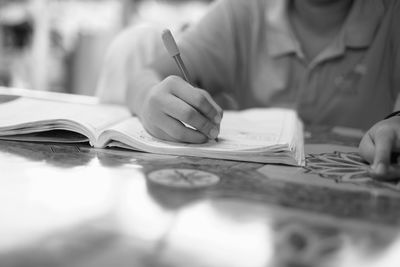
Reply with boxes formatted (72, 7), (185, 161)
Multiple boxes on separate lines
(161, 29), (219, 142)
(161, 29), (193, 85)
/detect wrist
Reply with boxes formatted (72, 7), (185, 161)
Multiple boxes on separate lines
(127, 69), (161, 116)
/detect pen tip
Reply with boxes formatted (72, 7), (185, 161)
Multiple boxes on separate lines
(162, 28), (180, 57)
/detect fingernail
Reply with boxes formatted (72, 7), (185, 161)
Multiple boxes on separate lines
(209, 128), (219, 139)
(374, 162), (387, 176)
(214, 115), (222, 124)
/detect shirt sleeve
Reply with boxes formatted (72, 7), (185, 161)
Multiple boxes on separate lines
(389, 0), (400, 96)
(178, 0), (245, 99)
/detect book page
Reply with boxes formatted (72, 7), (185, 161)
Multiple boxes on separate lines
(99, 108), (304, 165)
(0, 87), (99, 104)
(219, 108), (297, 147)
(0, 97), (131, 144)
(100, 109), (294, 150)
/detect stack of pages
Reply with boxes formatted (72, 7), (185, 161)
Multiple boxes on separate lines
(0, 94), (305, 166)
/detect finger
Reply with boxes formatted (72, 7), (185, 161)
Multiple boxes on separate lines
(168, 77), (223, 123)
(200, 89), (224, 123)
(377, 164), (400, 181)
(145, 124), (184, 143)
(358, 133), (374, 164)
(371, 129), (396, 177)
(176, 86), (223, 123)
(157, 113), (208, 143)
(162, 94), (219, 139)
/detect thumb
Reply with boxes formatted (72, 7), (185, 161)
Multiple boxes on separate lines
(372, 129), (396, 176)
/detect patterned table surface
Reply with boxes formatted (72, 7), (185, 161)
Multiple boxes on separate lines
(0, 121), (399, 267)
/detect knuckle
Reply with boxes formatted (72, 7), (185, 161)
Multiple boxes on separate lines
(164, 75), (181, 85)
(198, 118), (211, 132)
(195, 94), (209, 108)
(196, 88), (208, 96)
(147, 85), (163, 100)
(147, 93), (161, 107)
(206, 107), (217, 118)
(195, 96), (215, 117)
(181, 106), (197, 121)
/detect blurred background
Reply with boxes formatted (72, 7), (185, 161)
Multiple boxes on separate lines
(0, 0), (212, 95)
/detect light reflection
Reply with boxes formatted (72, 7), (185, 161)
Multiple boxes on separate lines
(27, 158), (113, 213)
(159, 200), (272, 267)
(0, 157), (116, 251)
(336, 232), (400, 267)
(116, 173), (175, 242)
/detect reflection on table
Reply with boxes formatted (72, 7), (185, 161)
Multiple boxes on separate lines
(0, 126), (400, 267)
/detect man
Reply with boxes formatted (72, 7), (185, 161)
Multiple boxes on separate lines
(97, 0), (400, 178)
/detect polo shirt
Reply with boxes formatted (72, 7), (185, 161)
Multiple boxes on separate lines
(179, 0), (400, 130)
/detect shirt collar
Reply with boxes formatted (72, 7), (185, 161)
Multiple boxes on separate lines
(266, 0), (384, 58)
(266, 0), (301, 58)
(344, 0), (384, 48)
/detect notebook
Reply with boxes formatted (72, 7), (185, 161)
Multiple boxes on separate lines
(0, 92), (305, 166)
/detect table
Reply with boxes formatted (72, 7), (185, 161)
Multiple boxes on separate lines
(0, 124), (400, 267)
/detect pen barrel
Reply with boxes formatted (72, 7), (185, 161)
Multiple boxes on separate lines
(174, 55), (193, 85)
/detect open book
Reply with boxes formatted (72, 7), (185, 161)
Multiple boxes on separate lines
(0, 92), (305, 166)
